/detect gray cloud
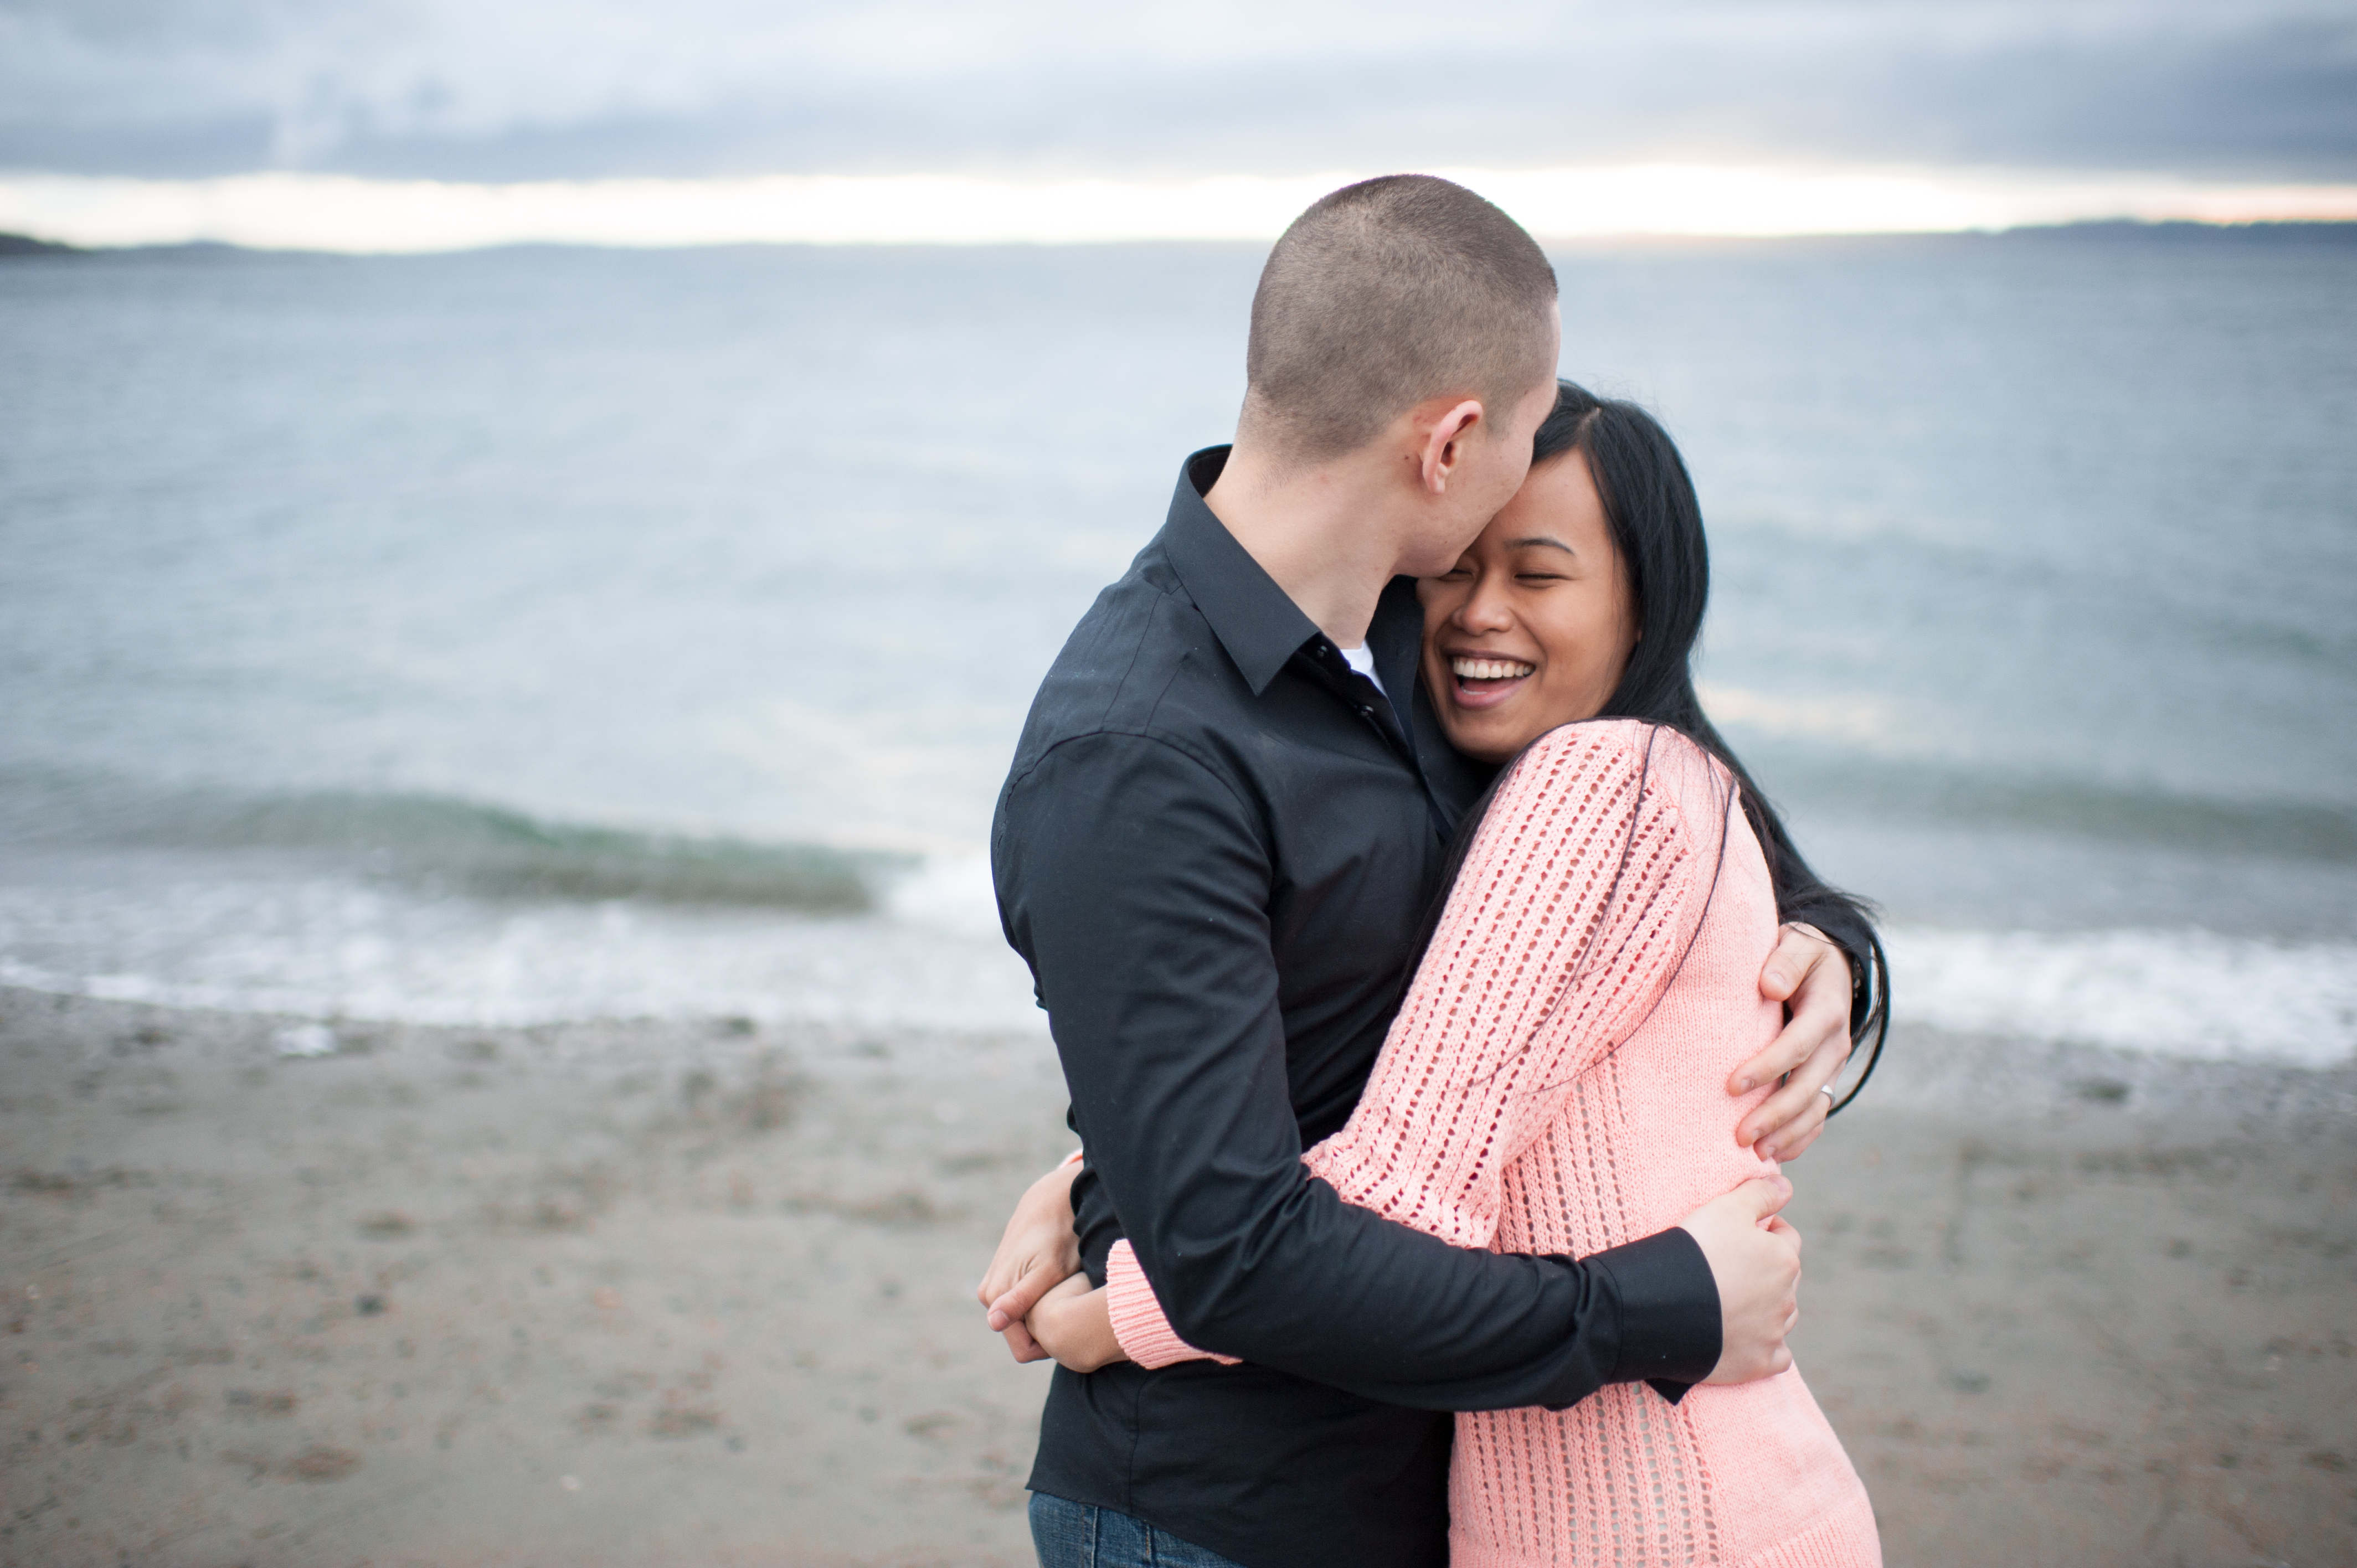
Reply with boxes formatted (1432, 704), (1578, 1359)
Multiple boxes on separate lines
(3, 0), (2353, 182)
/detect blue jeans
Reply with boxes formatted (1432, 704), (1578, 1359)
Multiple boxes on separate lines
(1030, 1493), (1249, 1568)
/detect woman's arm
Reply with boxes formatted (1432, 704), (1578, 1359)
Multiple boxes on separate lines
(1105, 721), (1724, 1368)
(1024, 1272), (1131, 1373)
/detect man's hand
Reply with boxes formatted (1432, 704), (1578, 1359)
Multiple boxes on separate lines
(976, 1158), (1084, 1363)
(1732, 924), (1855, 1162)
(1678, 1176), (1802, 1385)
(1024, 1273), (1128, 1375)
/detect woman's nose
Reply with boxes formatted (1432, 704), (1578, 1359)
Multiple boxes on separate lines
(1455, 576), (1515, 632)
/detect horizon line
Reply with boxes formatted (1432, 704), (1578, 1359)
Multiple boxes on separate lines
(6, 164), (2357, 255)
(11, 219), (2356, 264)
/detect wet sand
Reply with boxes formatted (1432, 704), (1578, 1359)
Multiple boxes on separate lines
(2, 988), (2351, 1566)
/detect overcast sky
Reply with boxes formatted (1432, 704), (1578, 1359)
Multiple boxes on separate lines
(4, 0), (2354, 184)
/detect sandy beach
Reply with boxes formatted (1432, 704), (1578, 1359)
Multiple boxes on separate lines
(2, 985), (2351, 1567)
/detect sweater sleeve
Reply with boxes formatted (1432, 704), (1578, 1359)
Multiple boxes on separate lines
(1106, 721), (1725, 1370)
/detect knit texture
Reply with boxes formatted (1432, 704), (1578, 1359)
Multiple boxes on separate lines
(1104, 721), (1880, 1566)
(1107, 1242), (1239, 1366)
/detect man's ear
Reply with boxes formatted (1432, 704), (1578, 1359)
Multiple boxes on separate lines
(1416, 399), (1486, 495)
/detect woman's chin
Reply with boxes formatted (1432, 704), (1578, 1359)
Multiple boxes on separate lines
(1439, 705), (1537, 766)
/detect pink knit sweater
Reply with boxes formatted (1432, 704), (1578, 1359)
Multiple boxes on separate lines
(1103, 721), (1879, 1567)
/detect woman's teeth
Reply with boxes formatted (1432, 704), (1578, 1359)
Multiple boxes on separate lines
(1452, 657), (1535, 681)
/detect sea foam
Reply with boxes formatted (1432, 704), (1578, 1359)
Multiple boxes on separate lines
(1, 853), (2349, 1067)
(1886, 926), (2356, 1067)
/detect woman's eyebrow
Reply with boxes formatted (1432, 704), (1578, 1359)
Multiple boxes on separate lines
(1503, 535), (1578, 555)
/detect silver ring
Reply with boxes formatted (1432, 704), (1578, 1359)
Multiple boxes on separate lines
(1818, 1085), (1836, 1103)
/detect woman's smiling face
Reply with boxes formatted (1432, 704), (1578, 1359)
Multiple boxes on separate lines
(1418, 448), (1639, 765)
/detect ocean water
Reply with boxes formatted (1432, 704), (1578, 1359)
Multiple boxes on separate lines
(2, 229), (2353, 1066)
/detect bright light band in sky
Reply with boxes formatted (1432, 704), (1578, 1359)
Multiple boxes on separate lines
(6, 164), (2355, 252)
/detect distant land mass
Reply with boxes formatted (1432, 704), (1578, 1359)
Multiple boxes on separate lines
(1, 220), (2353, 259)
(0, 231), (79, 256)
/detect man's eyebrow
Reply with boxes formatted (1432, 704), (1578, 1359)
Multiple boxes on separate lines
(1502, 535), (1578, 555)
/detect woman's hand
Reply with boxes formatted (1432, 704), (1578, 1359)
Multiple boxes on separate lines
(1024, 1273), (1128, 1375)
(1732, 924), (1855, 1162)
(976, 1157), (1084, 1363)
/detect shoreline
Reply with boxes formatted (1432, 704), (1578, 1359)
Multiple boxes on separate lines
(2, 988), (2351, 1565)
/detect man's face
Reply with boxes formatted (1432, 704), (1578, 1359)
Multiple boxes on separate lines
(1399, 313), (1563, 577)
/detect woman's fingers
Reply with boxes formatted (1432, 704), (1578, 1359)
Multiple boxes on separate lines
(1767, 1116), (1829, 1163)
(985, 1257), (1074, 1332)
(1735, 992), (1850, 1099)
(979, 1252), (1016, 1310)
(1025, 1275), (1116, 1372)
(977, 1160), (1083, 1309)
(1735, 933), (1857, 1159)
(1735, 971), (1838, 1094)
(1038, 1271), (1096, 1306)
(1743, 1071), (1834, 1162)
(1754, 921), (1831, 1003)
(1732, 925), (1853, 1097)
(999, 1318), (1051, 1363)
(980, 1160), (1087, 1364)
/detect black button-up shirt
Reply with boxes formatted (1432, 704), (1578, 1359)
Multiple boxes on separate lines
(992, 448), (1721, 1568)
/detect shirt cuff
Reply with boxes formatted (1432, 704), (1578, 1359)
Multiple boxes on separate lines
(1587, 1227), (1721, 1402)
(1104, 1239), (1241, 1369)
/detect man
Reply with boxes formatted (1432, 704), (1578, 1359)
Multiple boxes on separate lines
(986, 176), (1865, 1568)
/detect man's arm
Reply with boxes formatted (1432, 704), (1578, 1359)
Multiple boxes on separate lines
(1032, 1175), (1802, 1389)
(1077, 725), (1808, 1397)
(996, 731), (1720, 1411)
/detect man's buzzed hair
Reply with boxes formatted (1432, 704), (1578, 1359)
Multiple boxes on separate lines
(1242, 174), (1558, 462)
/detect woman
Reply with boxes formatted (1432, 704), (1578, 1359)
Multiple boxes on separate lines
(1027, 381), (1890, 1566)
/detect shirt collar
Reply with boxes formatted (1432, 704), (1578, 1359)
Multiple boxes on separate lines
(1160, 446), (1323, 697)
(1368, 576), (1424, 704)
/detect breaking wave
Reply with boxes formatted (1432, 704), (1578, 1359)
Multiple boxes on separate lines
(0, 768), (902, 912)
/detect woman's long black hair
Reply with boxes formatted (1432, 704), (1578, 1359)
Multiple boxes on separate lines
(1424, 379), (1890, 1111)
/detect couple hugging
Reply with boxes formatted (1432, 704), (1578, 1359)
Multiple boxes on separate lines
(976, 175), (1891, 1568)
